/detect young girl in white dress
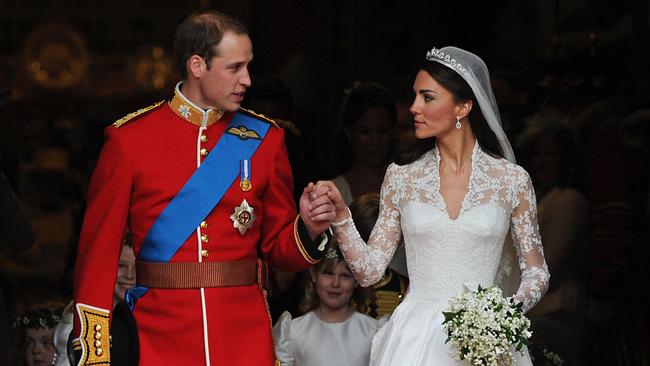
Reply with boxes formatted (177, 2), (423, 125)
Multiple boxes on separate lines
(273, 245), (378, 366)
(316, 46), (551, 365)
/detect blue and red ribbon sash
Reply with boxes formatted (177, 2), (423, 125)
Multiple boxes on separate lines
(126, 112), (270, 308)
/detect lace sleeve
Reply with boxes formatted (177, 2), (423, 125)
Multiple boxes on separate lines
(332, 165), (403, 287)
(509, 168), (550, 313)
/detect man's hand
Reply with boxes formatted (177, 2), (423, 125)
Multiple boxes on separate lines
(314, 181), (349, 222)
(299, 182), (335, 239)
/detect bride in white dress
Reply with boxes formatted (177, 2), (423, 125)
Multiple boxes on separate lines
(317, 46), (550, 365)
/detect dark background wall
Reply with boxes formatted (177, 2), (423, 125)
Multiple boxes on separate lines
(1, 0), (647, 174)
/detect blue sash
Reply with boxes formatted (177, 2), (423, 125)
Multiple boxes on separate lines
(126, 112), (271, 309)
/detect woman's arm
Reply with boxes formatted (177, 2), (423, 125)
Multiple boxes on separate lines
(320, 165), (402, 286)
(510, 169), (551, 313)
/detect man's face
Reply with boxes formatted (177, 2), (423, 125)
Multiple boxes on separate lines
(196, 31), (253, 112)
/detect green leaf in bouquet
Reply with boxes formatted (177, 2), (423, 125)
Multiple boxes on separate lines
(442, 311), (457, 324)
(514, 301), (524, 311)
(460, 347), (470, 360)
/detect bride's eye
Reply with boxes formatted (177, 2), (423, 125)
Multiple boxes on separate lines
(424, 95), (434, 102)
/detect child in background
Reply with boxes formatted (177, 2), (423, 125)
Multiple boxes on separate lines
(52, 236), (136, 365)
(273, 245), (377, 366)
(13, 302), (63, 366)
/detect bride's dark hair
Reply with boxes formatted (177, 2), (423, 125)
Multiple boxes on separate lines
(395, 61), (503, 165)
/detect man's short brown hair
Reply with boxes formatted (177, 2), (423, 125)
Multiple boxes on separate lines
(174, 10), (248, 79)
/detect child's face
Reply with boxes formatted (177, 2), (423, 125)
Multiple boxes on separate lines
(314, 261), (357, 311)
(24, 327), (55, 366)
(114, 244), (136, 305)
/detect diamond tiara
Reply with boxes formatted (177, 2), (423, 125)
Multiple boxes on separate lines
(425, 47), (469, 77)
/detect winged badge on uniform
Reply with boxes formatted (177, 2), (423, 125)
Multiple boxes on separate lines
(226, 126), (261, 140)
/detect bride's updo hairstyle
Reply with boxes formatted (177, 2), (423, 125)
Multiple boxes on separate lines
(396, 58), (503, 165)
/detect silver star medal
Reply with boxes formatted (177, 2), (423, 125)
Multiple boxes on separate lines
(230, 199), (256, 235)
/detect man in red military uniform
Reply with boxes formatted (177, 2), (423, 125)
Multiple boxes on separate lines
(72, 10), (334, 365)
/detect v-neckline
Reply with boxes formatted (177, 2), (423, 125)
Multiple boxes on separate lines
(434, 143), (478, 221)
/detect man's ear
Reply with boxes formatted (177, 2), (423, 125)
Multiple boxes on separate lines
(187, 55), (206, 79)
(456, 99), (473, 120)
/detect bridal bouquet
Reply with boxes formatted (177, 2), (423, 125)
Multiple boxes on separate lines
(442, 285), (531, 366)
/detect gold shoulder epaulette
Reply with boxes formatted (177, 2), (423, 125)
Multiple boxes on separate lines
(239, 107), (279, 128)
(274, 118), (301, 137)
(113, 100), (165, 128)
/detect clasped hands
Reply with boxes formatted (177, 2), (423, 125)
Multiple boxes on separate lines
(299, 181), (349, 240)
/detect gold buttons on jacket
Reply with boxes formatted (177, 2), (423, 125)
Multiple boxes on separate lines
(201, 234), (208, 243)
(200, 221), (208, 229)
(76, 304), (110, 363)
(200, 134), (207, 143)
(93, 326), (103, 356)
(201, 249), (209, 258)
(200, 148), (208, 157)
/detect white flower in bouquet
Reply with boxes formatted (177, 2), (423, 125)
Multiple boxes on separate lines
(442, 285), (531, 366)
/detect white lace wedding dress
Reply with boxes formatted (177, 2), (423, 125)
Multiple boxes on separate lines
(333, 144), (550, 365)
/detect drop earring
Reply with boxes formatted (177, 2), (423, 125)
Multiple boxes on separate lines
(455, 116), (462, 129)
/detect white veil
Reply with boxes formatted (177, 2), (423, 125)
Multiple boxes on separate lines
(425, 46), (516, 163)
(426, 46), (520, 294)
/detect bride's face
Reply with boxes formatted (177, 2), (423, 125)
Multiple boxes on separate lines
(314, 260), (357, 311)
(410, 70), (461, 139)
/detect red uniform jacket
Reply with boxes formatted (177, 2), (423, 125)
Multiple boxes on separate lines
(73, 87), (323, 365)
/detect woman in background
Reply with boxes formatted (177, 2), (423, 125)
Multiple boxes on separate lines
(332, 82), (397, 204)
(518, 121), (589, 365)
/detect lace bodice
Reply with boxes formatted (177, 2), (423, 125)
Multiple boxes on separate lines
(333, 145), (550, 313)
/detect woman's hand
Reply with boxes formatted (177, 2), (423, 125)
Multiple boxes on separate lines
(314, 181), (350, 223)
